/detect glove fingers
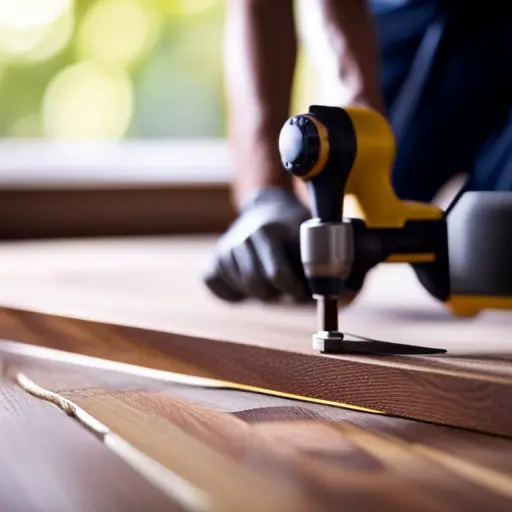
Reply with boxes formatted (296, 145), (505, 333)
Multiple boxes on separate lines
(231, 240), (280, 301)
(252, 229), (309, 302)
(202, 255), (246, 302)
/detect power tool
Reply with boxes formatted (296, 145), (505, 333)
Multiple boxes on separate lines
(278, 105), (512, 355)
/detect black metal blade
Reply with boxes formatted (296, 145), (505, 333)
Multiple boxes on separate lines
(315, 332), (446, 355)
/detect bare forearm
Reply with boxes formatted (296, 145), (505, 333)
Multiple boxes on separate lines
(224, 0), (297, 208)
(315, 0), (384, 113)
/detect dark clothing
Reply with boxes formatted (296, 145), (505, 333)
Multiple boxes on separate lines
(369, 0), (512, 201)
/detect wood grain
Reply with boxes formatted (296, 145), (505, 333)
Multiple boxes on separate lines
(0, 378), (178, 512)
(8, 356), (512, 512)
(11, 352), (512, 476)
(1, 236), (510, 352)
(1, 306), (512, 437)
(0, 237), (511, 437)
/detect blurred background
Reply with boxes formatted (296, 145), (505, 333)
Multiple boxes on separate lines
(0, 0), (226, 140)
(0, 0), (238, 237)
(0, 0), (459, 238)
(0, 0), (320, 141)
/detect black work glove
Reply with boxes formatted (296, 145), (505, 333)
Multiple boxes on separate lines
(202, 187), (312, 302)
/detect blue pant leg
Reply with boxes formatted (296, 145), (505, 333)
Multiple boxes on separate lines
(371, 3), (512, 202)
(466, 109), (512, 192)
(369, 0), (438, 113)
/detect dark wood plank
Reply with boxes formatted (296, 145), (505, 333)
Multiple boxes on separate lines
(0, 378), (178, 512)
(0, 187), (233, 239)
(0, 237), (511, 437)
(11, 352), (512, 479)
(10, 358), (512, 512)
(1, 306), (512, 437)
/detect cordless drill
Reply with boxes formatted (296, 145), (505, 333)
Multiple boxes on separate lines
(278, 105), (512, 354)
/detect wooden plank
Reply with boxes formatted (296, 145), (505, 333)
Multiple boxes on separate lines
(0, 187), (234, 239)
(9, 343), (512, 487)
(1, 305), (511, 437)
(9, 351), (512, 477)
(0, 377), (178, 512)
(0, 237), (510, 436)
(7, 355), (512, 512)
(0, 236), (510, 352)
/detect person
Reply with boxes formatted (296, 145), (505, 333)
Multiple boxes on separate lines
(202, 0), (512, 304)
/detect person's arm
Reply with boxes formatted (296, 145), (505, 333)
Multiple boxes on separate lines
(314, 0), (385, 114)
(224, 0), (384, 208)
(223, 0), (297, 208)
(203, 0), (383, 304)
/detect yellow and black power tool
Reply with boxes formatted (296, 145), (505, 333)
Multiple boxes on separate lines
(278, 105), (512, 355)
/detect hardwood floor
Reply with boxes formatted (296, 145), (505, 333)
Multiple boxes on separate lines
(0, 235), (511, 510)
(0, 377), (177, 512)
(2, 351), (511, 511)
(0, 237), (510, 435)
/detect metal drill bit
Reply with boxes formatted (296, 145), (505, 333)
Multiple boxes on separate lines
(316, 295), (339, 332)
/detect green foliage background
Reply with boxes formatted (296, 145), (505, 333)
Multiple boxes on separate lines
(0, 0), (227, 138)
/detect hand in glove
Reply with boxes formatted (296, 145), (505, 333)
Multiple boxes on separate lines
(202, 187), (312, 302)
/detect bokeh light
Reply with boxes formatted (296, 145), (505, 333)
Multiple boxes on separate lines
(0, 0), (228, 139)
(0, 0), (70, 29)
(0, 0), (73, 63)
(0, 25), (47, 56)
(21, 9), (74, 63)
(77, 0), (161, 68)
(43, 60), (133, 138)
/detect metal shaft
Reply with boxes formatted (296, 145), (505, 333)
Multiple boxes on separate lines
(316, 296), (339, 332)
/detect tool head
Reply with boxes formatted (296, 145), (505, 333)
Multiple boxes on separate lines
(278, 114), (327, 180)
(300, 218), (354, 296)
(278, 105), (357, 222)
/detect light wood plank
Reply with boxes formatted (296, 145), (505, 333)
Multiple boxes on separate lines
(0, 377), (177, 512)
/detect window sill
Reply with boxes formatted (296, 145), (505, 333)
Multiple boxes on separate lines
(0, 139), (235, 239)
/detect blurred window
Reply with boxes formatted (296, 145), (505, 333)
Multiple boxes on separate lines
(0, 0), (228, 140)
